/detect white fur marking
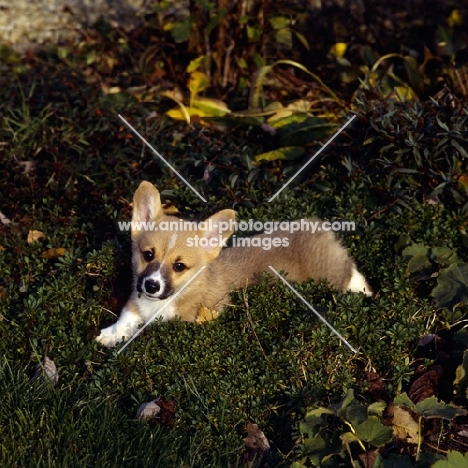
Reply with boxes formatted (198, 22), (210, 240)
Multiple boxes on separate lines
(347, 267), (372, 296)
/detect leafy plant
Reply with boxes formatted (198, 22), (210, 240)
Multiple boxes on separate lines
(394, 392), (467, 460)
(295, 390), (467, 467)
(294, 389), (392, 467)
(402, 243), (468, 310)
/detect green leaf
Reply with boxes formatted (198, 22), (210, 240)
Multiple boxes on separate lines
(432, 450), (468, 468)
(408, 255), (433, 281)
(269, 16), (290, 29)
(191, 97), (230, 116)
(255, 146), (305, 163)
(305, 407), (336, 418)
(408, 255), (432, 273)
(394, 393), (417, 413)
(276, 29), (292, 48)
(394, 233), (411, 252)
(415, 396), (467, 420)
(403, 56), (424, 98)
(402, 243), (428, 259)
(275, 117), (334, 147)
(344, 403), (368, 427)
(432, 263), (468, 309)
(169, 16), (193, 43)
(454, 350), (468, 402)
(291, 462), (308, 468)
(353, 416), (393, 447)
(368, 401), (387, 417)
(430, 247), (459, 266)
(206, 8), (227, 34)
(340, 431), (359, 443)
(373, 453), (418, 468)
(303, 432), (328, 453)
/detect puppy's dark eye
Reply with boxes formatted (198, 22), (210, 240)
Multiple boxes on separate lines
(173, 262), (186, 272)
(142, 250), (154, 262)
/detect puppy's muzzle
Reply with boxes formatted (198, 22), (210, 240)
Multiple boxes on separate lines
(143, 279), (160, 295)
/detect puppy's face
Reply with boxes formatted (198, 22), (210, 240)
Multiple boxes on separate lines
(130, 182), (235, 301)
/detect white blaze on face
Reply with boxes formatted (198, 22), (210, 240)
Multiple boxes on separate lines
(143, 269), (166, 297)
(346, 267), (372, 296)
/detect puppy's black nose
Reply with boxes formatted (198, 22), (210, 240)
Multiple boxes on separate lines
(144, 279), (160, 294)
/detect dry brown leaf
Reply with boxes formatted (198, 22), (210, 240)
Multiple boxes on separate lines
(27, 230), (46, 244)
(196, 305), (220, 323)
(391, 404), (419, 444)
(243, 422), (270, 467)
(358, 448), (380, 468)
(39, 247), (66, 259)
(366, 371), (388, 402)
(409, 365), (443, 403)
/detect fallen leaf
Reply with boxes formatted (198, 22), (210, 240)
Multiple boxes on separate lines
(39, 248), (66, 259)
(137, 400), (161, 420)
(31, 355), (59, 386)
(358, 448), (379, 468)
(390, 404), (419, 444)
(366, 371), (388, 402)
(0, 210), (11, 225)
(196, 305), (220, 323)
(243, 422), (270, 467)
(27, 230), (46, 244)
(19, 160), (36, 175)
(137, 398), (175, 427)
(409, 366), (443, 403)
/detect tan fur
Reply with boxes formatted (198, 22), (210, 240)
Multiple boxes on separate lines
(96, 181), (372, 347)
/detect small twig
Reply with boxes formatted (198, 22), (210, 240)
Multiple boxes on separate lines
(366, 198), (400, 221)
(243, 288), (272, 367)
(423, 442), (449, 455)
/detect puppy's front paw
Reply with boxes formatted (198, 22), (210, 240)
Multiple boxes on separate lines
(95, 326), (124, 348)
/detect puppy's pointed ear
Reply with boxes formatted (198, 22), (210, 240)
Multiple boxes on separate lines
(132, 181), (163, 224)
(198, 209), (236, 260)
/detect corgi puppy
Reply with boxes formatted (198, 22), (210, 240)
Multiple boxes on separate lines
(96, 181), (372, 347)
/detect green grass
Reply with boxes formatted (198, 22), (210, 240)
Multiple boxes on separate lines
(0, 32), (468, 467)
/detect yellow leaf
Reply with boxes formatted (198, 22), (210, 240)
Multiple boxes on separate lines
(330, 42), (348, 58)
(192, 97), (230, 116)
(457, 174), (468, 190)
(196, 305), (220, 323)
(448, 9), (463, 28)
(162, 22), (175, 32)
(166, 106), (210, 121)
(255, 146), (305, 162)
(187, 56), (205, 73)
(39, 248), (66, 259)
(391, 406), (419, 444)
(393, 85), (419, 102)
(27, 230), (45, 244)
(160, 88), (184, 103)
(286, 100), (312, 112)
(267, 108), (293, 123)
(189, 71), (209, 99)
